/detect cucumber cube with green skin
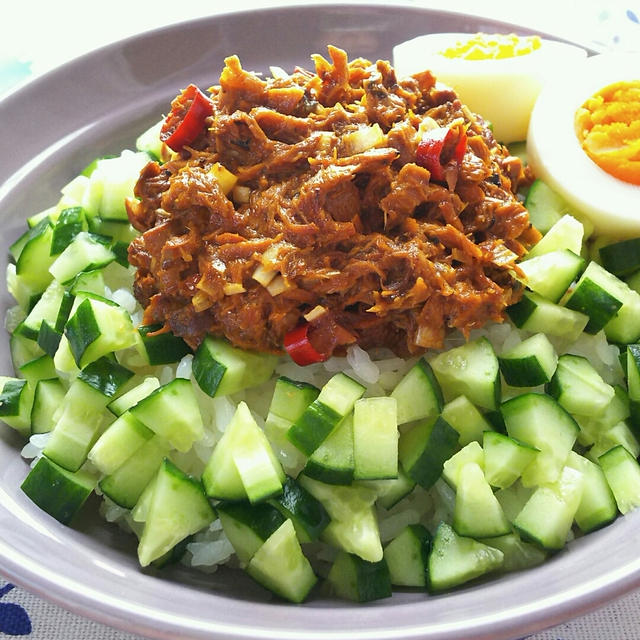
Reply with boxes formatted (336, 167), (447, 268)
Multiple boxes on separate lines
(453, 462), (511, 538)
(430, 337), (500, 411)
(481, 533), (547, 572)
(44, 378), (112, 471)
(50, 206), (87, 256)
(49, 231), (115, 284)
(518, 249), (585, 303)
(137, 324), (192, 366)
(18, 355), (57, 384)
(63, 295), (137, 368)
(192, 335), (277, 398)
(523, 178), (567, 234)
(269, 476), (330, 543)
(390, 357), (442, 425)
(15, 218), (56, 294)
(546, 354), (615, 418)
(399, 415), (459, 489)
(587, 421), (640, 462)
(130, 378), (204, 453)
(353, 396), (398, 480)
(288, 373), (365, 456)
(499, 333), (558, 388)
(524, 213), (584, 260)
(513, 465), (584, 550)
(369, 467), (416, 510)
(100, 436), (170, 509)
(442, 441), (484, 490)
(30, 378), (66, 434)
(77, 356), (134, 398)
(298, 475), (382, 562)
(21, 456), (97, 525)
(217, 501), (285, 565)
(483, 431), (539, 490)
(501, 393), (579, 487)
(428, 522), (504, 592)
(0, 377), (34, 437)
(495, 481), (535, 523)
(303, 413), (354, 485)
(506, 291), (589, 342)
(576, 385), (630, 447)
(599, 237), (640, 277)
(564, 261), (631, 335)
(88, 411), (154, 475)
(598, 445), (640, 515)
(383, 524), (431, 588)
(107, 377), (160, 416)
(566, 451), (617, 533)
(247, 519), (317, 604)
(203, 401), (284, 503)
(268, 377), (319, 423)
(327, 551), (391, 602)
(10, 330), (45, 371)
(137, 458), (215, 567)
(15, 279), (68, 341)
(441, 395), (494, 446)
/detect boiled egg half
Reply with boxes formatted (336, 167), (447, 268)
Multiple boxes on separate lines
(527, 53), (640, 237)
(393, 32), (587, 143)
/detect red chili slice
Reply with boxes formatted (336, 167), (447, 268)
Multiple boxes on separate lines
(284, 322), (330, 366)
(416, 126), (467, 181)
(160, 84), (214, 152)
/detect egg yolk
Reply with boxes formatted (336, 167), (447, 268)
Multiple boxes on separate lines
(574, 80), (640, 185)
(440, 33), (541, 60)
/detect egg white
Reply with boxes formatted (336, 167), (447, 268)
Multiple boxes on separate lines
(393, 33), (587, 143)
(527, 53), (640, 238)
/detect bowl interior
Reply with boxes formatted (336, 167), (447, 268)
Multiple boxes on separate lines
(0, 5), (634, 640)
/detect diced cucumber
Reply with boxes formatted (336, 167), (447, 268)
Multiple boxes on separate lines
(546, 354), (615, 418)
(0, 377), (34, 437)
(298, 475), (382, 562)
(137, 324), (192, 366)
(428, 522), (503, 592)
(50, 206), (87, 255)
(203, 401), (284, 503)
(564, 262), (625, 334)
(217, 501), (285, 565)
(130, 378), (204, 453)
(369, 467), (416, 510)
(49, 231), (116, 284)
(383, 524), (431, 588)
(268, 377), (319, 423)
(599, 237), (640, 277)
(482, 431), (538, 489)
(566, 451), (617, 533)
(192, 335), (277, 397)
(453, 462), (511, 538)
(288, 373), (365, 456)
(481, 533), (547, 572)
(524, 214), (584, 260)
(506, 291), (589, 342)
(576, 385), (629, 447)
(327, 551), (391, 602)
(100, 435), (170, 509)
(88, 411), (154, 475)
(513, 465), (584, 550)
(442, 441), (484, 490)
(598, 445), (640, 514)
(352, 396), (397, 480)
(501, 393), (579, 487)
(495, 481), (534, 523)
(30, 378), (66, 434)
(440, 395), (493, 446)
(63, 295), (137, 368)
(398, 415), (459, 489)
(21, 456), (97, 525)
(269, 476), (330, 543)
(587, 421), (640, 462)
(390, 358), (442, 425)
(107, 377), (160, 416)
(136, 459), (215, 567)
(430, 337), (500, 410)
(303, 414), (354, 485)
(498, 333), (558, 387)
(10, 330), (44, 371)
(15, 279), (68, 341)
(43, 378), (111, 471)
(15, 218), (56, 293)
(247, 519), (317, 604)
(518, 249), (585, 303)
(523, 179), (568, 234)
(77, 355), (134, 398)
(136, 118), (167, 162)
